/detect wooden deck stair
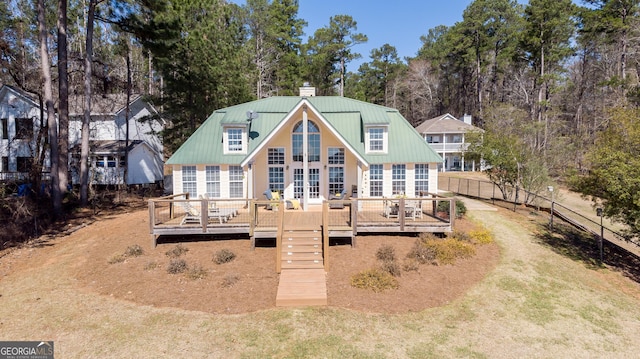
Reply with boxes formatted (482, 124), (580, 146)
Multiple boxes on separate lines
(281, 228), (323, 269)
(276, 227), (327, 306)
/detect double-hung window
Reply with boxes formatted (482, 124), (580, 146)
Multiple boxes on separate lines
(14, 118), (33, 139)
(1, 119), (7, 139)
(414, 164), (429, 195)
(369, 164), (383, 197)
(225, 127), (246, 153)
(328, 148), (345, 195)
(182, 165), (197, 197)
(228, 165), (243, 198)
(206, 165), (221, 197)
(392, 164), (406, 195)
(366, 126), (387, 153)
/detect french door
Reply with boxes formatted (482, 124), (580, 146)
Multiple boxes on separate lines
(293, 167), (321, 203)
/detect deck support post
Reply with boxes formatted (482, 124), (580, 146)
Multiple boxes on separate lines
(450, 197), (456, 228)
(276, 200), (285, 273)
(249, 200), (255, 250)
(322, 201), (329, 271)
(149, 200), (157, 247)
(399, 197), (405, 231)
(351, 199), (357, 247)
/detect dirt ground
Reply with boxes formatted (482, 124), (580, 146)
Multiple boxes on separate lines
(0, 205), (499, 315)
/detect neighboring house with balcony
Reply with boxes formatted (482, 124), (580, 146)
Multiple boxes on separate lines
(166, 86), (442, 209)
(415, 113), (483, 172)
(0, 84), (165, 185)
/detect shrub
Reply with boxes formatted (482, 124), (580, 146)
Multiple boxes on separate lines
(108, 244), (145, 264)
(167, 258), (188, 274)
(402, 259), (419, 272)
(470, 228), (494, 244)
(455, 200), (467, 218)
(379, 260), (402, 277)
(107, 253), (127, 264)
(222, 272), (240, 287)
(424, 237), (476, 265)
(213, 248), (236, 264)
(451, 230), (472, 242)
(350, 269), (399, 292)
(143, 261), (159, 271)
(166, 244), (189, 258)
(186, 264), (208, 280)
(124, 244), (144, 257)
(437, 199), (467, 218)
(406, 238), (437, 264)
(376, 245), (396, 262)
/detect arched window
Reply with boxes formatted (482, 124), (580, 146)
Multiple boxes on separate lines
(292, 120), (320, 162)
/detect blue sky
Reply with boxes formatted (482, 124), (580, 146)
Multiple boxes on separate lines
(231, 0), (476, 70)
(295, 0), (472, 69)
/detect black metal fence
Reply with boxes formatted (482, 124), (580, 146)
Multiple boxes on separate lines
(439, 176), (640, 260)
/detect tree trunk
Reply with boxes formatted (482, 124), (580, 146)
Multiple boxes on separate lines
(148, 50), (153, 95)
(537, 32), (545, 152)
(340, 57), (345, 97)
(38, 0), (59, 216)
(58, 0), (69, 214)
(80, 0), (96, 206)
(124, 38), (132, 186)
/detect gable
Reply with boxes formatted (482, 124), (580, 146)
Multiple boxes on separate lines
(0, 85), (39, 115)
(415, 113), (481, 134)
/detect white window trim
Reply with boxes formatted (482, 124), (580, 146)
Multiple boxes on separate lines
(365, 125), (388, 154)
(223, 125), (248, 154)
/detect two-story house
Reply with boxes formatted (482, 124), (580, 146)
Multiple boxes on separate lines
(415, 113), (483, 172)
(0, 85), (45, 181)
(166, 86), (443, 209)
(68, 94), (165, 185)
(0, 84), (165, 185)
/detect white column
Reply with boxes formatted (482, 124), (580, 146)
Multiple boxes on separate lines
(302, 104), (309, 211)
(442, 133), (447, 172)
(247, 162), (253, 200)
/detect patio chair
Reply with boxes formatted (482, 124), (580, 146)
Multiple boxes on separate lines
(263, 189), (280, 210)
(201, 194), (239, 223)
(383, 198), (399, 218)
(180, 202), (202, 225)
(406, 200), (423, 219)
(329, 188), (348, 209)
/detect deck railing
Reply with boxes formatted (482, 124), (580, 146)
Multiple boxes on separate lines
(149, 194), (455, 247)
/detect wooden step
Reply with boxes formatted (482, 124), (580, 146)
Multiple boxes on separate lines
(282, 241), (322, 253)
(283, 232), (321, 240)
(281, 262), (324, 270)
(276, 269), (327, 306)
(284, 228), (322, 235)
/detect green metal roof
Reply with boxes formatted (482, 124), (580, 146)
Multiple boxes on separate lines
(166, 96), (442, 165)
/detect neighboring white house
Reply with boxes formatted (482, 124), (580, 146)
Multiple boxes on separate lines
(0, 85), (46, 181)
(68, 94), (165, 185)
(415, 113), (483, 172)
(166, 86), (443, 210)
(0, 84), (165, 185)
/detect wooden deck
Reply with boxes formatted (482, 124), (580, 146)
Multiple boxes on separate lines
(148, 196), (454, 248)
